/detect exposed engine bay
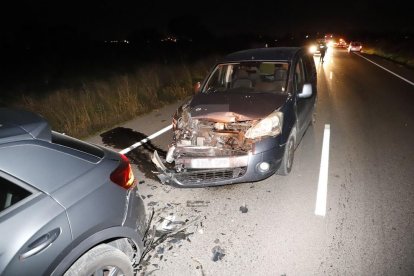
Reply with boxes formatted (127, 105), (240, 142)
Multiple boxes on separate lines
(166, 104), (257, 168)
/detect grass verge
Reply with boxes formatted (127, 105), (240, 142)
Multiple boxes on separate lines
(14, 58), (216, 138)
(363, 38), (414, 68)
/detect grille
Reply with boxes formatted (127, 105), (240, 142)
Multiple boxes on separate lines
(175, 167), (247, 185)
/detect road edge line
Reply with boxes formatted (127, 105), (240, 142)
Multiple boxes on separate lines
(355, 53), (414, 86)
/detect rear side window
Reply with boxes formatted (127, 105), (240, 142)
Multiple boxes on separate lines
(0, 177), (31, 212)
(52, 131), (104, 158)
(206, 65), (227, 90)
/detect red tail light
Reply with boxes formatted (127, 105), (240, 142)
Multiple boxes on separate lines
(110, 154), (136, 189)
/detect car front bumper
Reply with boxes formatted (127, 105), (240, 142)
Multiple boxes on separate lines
(152, 137), (286, 187)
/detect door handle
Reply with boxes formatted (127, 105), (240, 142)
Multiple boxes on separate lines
(20, 228), (61, 260)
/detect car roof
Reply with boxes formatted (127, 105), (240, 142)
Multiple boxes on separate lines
(220, 47), (303, 63)
(0, 108), (51, 144)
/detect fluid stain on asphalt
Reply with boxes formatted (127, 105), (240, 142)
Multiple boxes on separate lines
(100, 127), (167, 181)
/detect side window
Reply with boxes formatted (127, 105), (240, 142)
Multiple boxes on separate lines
(204, 65), (227, 91)
(0, 177), (31, 212)
(294, 58), (305, 92)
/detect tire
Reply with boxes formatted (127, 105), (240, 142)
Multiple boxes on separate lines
(64, 244), (134, 276)
(277, 129), (296, 176)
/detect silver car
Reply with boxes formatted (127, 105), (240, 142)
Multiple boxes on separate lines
(348, 41), (362, 52)
(0, 108), (146, 275)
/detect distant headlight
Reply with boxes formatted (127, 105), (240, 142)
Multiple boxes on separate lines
(245, 111), (283, 139)
(309, 45), (317, 54)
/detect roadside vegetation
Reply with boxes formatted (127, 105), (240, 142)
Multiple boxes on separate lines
(363, 35), (414, 68)
(13, 58), (216, 138)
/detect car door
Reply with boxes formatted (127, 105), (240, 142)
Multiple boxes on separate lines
(293, 56), (310, 134)
(0, 173), (72, 275)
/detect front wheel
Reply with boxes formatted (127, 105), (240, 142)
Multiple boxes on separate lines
(64, 244), (134, 276)
(277, 129), (296, 176)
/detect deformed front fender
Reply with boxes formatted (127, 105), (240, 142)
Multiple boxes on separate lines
(151, 150), (176, 184)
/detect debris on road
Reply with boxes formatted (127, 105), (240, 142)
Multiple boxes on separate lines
(192, 258), (206, 276)
(239, 204), (248, 213)
(211, 246), (226, 262)
(136, 205), (202, 275)
(187, 200), (210, 207)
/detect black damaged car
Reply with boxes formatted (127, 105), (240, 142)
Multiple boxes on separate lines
(152, 47), (317, 187)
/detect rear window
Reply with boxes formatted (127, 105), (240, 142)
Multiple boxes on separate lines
(52, 131), (105, 158)
(0, 177), (31, 212)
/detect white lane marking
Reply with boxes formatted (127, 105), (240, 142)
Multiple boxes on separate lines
(315, 124), (331, 217)
(119, 124), (173, 154)
(329, 71), (333, 80)
(355, 53), (414, 86)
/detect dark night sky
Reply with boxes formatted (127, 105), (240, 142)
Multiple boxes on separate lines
(0, 0), (413, 40)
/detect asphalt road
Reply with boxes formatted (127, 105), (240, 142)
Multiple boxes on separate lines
(87, 48), (414, 275)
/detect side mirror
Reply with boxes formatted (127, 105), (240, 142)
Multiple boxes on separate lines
(298, 83), (312, 98)
(194, 82), (201, 94)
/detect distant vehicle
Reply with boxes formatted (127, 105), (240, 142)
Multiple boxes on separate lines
(0, 108), (146, 276)
(309, 39), (327, 55)
(348, 41), (362, 52)
(335, 38), (348, 48)
(324, 34), (335, 47)
(152, 47), (317, 187)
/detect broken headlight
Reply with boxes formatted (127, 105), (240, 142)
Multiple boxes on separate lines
(244, 111), (283, 139)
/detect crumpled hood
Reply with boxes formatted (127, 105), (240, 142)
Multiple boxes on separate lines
(189, 92), (288, 122)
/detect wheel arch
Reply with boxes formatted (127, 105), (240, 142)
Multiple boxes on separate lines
(49, 226), (143, 276)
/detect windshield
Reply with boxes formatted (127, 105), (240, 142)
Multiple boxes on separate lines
(202, 61), (289, 94)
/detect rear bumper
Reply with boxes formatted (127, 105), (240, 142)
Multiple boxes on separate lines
(123, 185), (146, 240)
(152, 139), (286, 187)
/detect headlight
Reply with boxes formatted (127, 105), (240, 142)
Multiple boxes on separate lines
(309, 45), (317, 54)
(245, 111), (283, 139)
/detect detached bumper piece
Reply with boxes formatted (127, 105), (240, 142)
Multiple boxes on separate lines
(151, 150), (247, 187)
